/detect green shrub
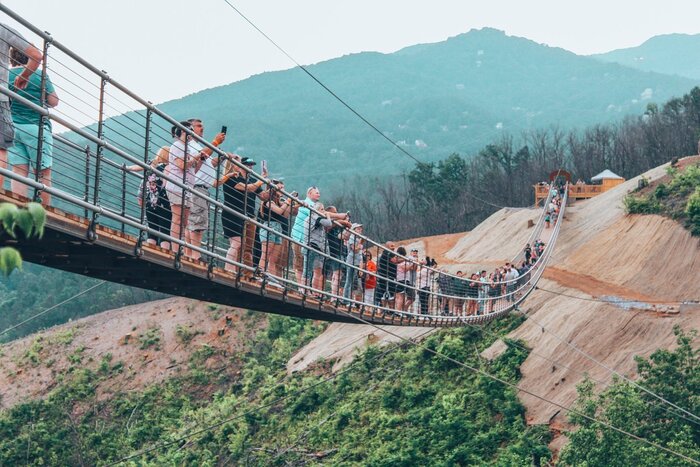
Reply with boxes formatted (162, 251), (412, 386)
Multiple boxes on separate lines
(653, 183), (668, 199)
(686, 187), (700, 235)
(623, 194), (661, 214)
(138, 327), (162, 350)
(175, 325), (200, 346)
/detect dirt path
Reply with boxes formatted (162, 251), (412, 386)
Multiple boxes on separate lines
(543, 266), (679, 304)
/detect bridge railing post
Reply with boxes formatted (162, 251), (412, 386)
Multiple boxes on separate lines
(88, 76), (108, 241)
(136, 108), (151, 250)
(207, 149), (223, 276)
(120, 163), (127, 233)
(174, 133), (189, 268)
(83, 144), (91, 219)
(32, 36), (51, 203)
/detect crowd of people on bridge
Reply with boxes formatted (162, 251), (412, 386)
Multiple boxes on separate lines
(0, 25), (562, 318)
(123, 113), (561, 317)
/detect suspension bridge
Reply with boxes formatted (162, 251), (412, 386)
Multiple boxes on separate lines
(0, 4), (565, 327)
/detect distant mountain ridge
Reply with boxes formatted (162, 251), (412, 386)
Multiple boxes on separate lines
(593, 33), (700, 80)
(70, 28), (700, 193)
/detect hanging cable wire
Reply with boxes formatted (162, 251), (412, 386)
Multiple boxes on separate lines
(106, 329), (432, 465)
(221, 0), (420, 164)
(513, 307), (700, 426)
(467, 321), (700, 428)
(0, 281), (107, 339)
(219, 0), (515, 210)
(339, 311), (700, 465)
(535, 285), (695, 305)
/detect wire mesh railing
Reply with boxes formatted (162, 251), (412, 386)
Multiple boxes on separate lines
(0, 3), (567, 325)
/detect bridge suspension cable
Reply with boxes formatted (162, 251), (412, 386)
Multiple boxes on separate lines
(107, 329), (433, 465)
(339, 310), (700, 465)
(219, 0), (513, 210)
(0, 281), (106, 339)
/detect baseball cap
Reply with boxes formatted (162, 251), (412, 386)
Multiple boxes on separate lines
(241, 157), (256, 166)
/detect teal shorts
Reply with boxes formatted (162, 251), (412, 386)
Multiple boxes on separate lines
(260, 220), (283, 245)
(8, 122), (53, 170)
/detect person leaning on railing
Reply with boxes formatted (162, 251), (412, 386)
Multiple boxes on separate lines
(360, 250), (377, 306)
(343, 223), (365, 303)
(136, 169), (170, 250)
(164, 121), (204, 254)
(291, 186), (321, 285)
(127, 145), (173, 251)
(304, 202), (333, 297)
(416, 258), (434, 315)
(394, 246), (416, 312)
(324, 205), (351, 296)
(214, 155), (266, 275)
(0, 24), (42, 193)
(184, 118), (226, 261)
(7, 47), (58, 205)
(258, 179), (292, 280)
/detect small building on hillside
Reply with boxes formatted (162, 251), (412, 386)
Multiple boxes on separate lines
(534, 168), (626, 205)
(590, 169), (625, 191)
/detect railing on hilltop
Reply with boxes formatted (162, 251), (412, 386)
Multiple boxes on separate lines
(0, 4), (567, 326)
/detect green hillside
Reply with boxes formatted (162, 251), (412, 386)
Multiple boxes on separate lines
(593, 33), (700, 80)
(67, 28), (699, 194)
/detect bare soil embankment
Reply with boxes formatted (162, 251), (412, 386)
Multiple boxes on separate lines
(289, 157), (700, 432)
(0, 298), (264, 408)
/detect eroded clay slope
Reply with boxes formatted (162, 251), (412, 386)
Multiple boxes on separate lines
(289, 157), (700, 428)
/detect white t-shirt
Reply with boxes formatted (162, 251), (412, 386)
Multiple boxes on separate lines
(396, 262), (411, 282)
(165, 139), (200, 192)
(417, 268), (432, 288)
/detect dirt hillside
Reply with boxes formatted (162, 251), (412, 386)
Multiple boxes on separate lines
(289, 156), (700, 430)
(0, 298), (264, 408)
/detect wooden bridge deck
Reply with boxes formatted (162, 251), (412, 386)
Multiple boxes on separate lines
(0, 189), (452, 327)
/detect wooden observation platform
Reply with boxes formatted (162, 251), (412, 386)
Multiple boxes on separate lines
(534, 169), (625, 206)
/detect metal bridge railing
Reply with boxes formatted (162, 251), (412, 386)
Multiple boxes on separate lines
(0, 4), (567, 325)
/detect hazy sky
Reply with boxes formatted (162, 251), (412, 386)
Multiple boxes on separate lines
(3, 0), (698, 107)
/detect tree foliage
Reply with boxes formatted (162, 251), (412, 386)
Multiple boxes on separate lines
(0, 315), (552, 465)
(624, 163), (700, 235)
(559, 327), (700, 466)
(336, 87), (700, 240)
(0, 202), (46, 277)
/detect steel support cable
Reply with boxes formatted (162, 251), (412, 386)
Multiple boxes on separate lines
(268, 369), (401, 464)
(46, 52), (179, 142)
(41, 88), (151, 156)
(334, 310), (700, 465)
(535, 286), (696, 305)
(0, 281), (107, 339)
(46, 58), (151, 128)
(513, 306), (700, 426)
(466, 321), (700, 428)
(219, 0), (513, 210)
(106, 329), (433, 465)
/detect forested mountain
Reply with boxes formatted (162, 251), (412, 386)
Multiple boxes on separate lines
(68, 27), (699, 194)
(593, 33), (700, 80)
